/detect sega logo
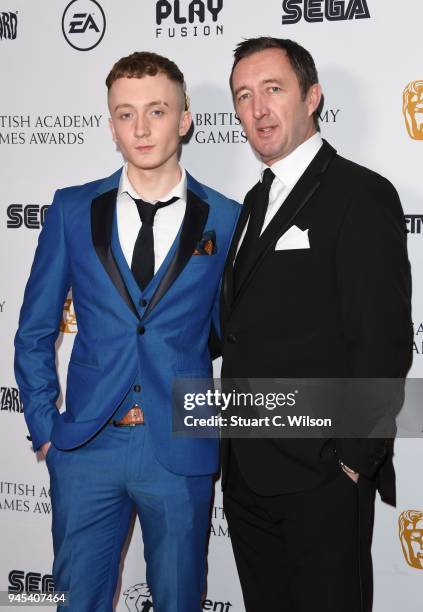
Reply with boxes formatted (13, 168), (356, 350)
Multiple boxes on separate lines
(7, 204), (50, 229)
(8, 570), (54, 593)
(282, 0), (370, 23)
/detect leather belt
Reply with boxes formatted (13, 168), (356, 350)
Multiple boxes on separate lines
(110, 405), (145, 427)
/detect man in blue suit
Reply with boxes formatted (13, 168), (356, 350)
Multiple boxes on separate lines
(14, 51), (239, 612)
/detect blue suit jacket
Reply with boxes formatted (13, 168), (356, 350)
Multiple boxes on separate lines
(14, 168), (240, 476)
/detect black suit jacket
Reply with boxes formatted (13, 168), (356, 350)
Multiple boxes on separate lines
(220, 140), (413, 503)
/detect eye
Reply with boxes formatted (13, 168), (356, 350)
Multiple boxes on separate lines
(151, 109), (165, 117)
(119, 112), (133, 120)
(237, 92), (251, 103)
(268, 85), (282, 94)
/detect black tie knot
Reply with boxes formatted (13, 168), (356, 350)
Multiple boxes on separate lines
(135, 200), (155, 226)
(261, 167), (275, 195)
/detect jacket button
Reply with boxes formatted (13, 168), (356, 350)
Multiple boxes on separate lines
(134, 385), (141, 392)
(140, 299), (147, 307)
(138, 326), (146, 335)
(227, 333), (237, 344)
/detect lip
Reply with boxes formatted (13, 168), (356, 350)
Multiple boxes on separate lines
(135, 144), (155, 153)
(256, 125), (277, 137)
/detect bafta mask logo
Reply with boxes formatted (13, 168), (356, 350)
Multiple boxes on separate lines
(123, 583), (153, 611)
(403, 81), (423, 140)
(60, 298), (77, 334)
(399, 510), (423, 569)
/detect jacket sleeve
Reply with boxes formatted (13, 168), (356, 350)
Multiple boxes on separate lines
(14, 189), (71, 450)
(335, 174), (413, 477)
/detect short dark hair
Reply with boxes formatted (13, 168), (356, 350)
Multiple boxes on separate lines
(106, 51), (189, 110)
(230, 37), (323, 130)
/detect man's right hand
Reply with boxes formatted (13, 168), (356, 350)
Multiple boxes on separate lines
(40, 441), (51, 459)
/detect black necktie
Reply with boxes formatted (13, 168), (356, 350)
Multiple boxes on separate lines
(131, 196), (178, 291)
(234, 168), (275, 293)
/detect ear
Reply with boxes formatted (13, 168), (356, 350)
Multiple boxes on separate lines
(179, 110), (192, 137)
(108, 117), (117, 143)
(307, 83), (322, 117)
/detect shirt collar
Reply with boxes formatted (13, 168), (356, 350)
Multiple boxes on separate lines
(260, 132), (323, 188)
(118, 163), (187, 203)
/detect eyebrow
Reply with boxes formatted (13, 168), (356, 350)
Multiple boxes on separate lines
(263, 78), (283, 86)
(113, 100), (169, 112)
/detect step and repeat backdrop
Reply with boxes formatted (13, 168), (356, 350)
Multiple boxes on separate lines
(1, 1), (422, 610)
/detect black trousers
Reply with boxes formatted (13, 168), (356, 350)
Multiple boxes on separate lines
(223, 449), (376, 612)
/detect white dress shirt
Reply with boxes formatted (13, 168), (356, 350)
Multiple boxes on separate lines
(237, 133), (323, 251)
(116, 164), (187, 273)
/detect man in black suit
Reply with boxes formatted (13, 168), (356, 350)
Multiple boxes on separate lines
(220, 37), (413, 612)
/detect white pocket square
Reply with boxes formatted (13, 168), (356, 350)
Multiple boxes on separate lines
(275, 225), (310, 250)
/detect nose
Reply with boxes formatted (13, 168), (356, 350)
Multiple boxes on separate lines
(252, 93), (268, 120)
(134, 114), (150, 138)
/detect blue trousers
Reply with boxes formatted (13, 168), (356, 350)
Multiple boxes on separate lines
(46, 424), (213, 612)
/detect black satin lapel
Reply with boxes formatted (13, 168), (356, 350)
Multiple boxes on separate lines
(229, 186), (258, 266)
(143, 189), (209, 318)
(91, 188), (140, 320)
(222, 185), (257, 310)
(232, 140), (337, 308)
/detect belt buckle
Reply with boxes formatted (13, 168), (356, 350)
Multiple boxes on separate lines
(112, 405), (144, 427)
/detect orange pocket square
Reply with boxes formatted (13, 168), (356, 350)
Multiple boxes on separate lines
(193, 230), (217, 256)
